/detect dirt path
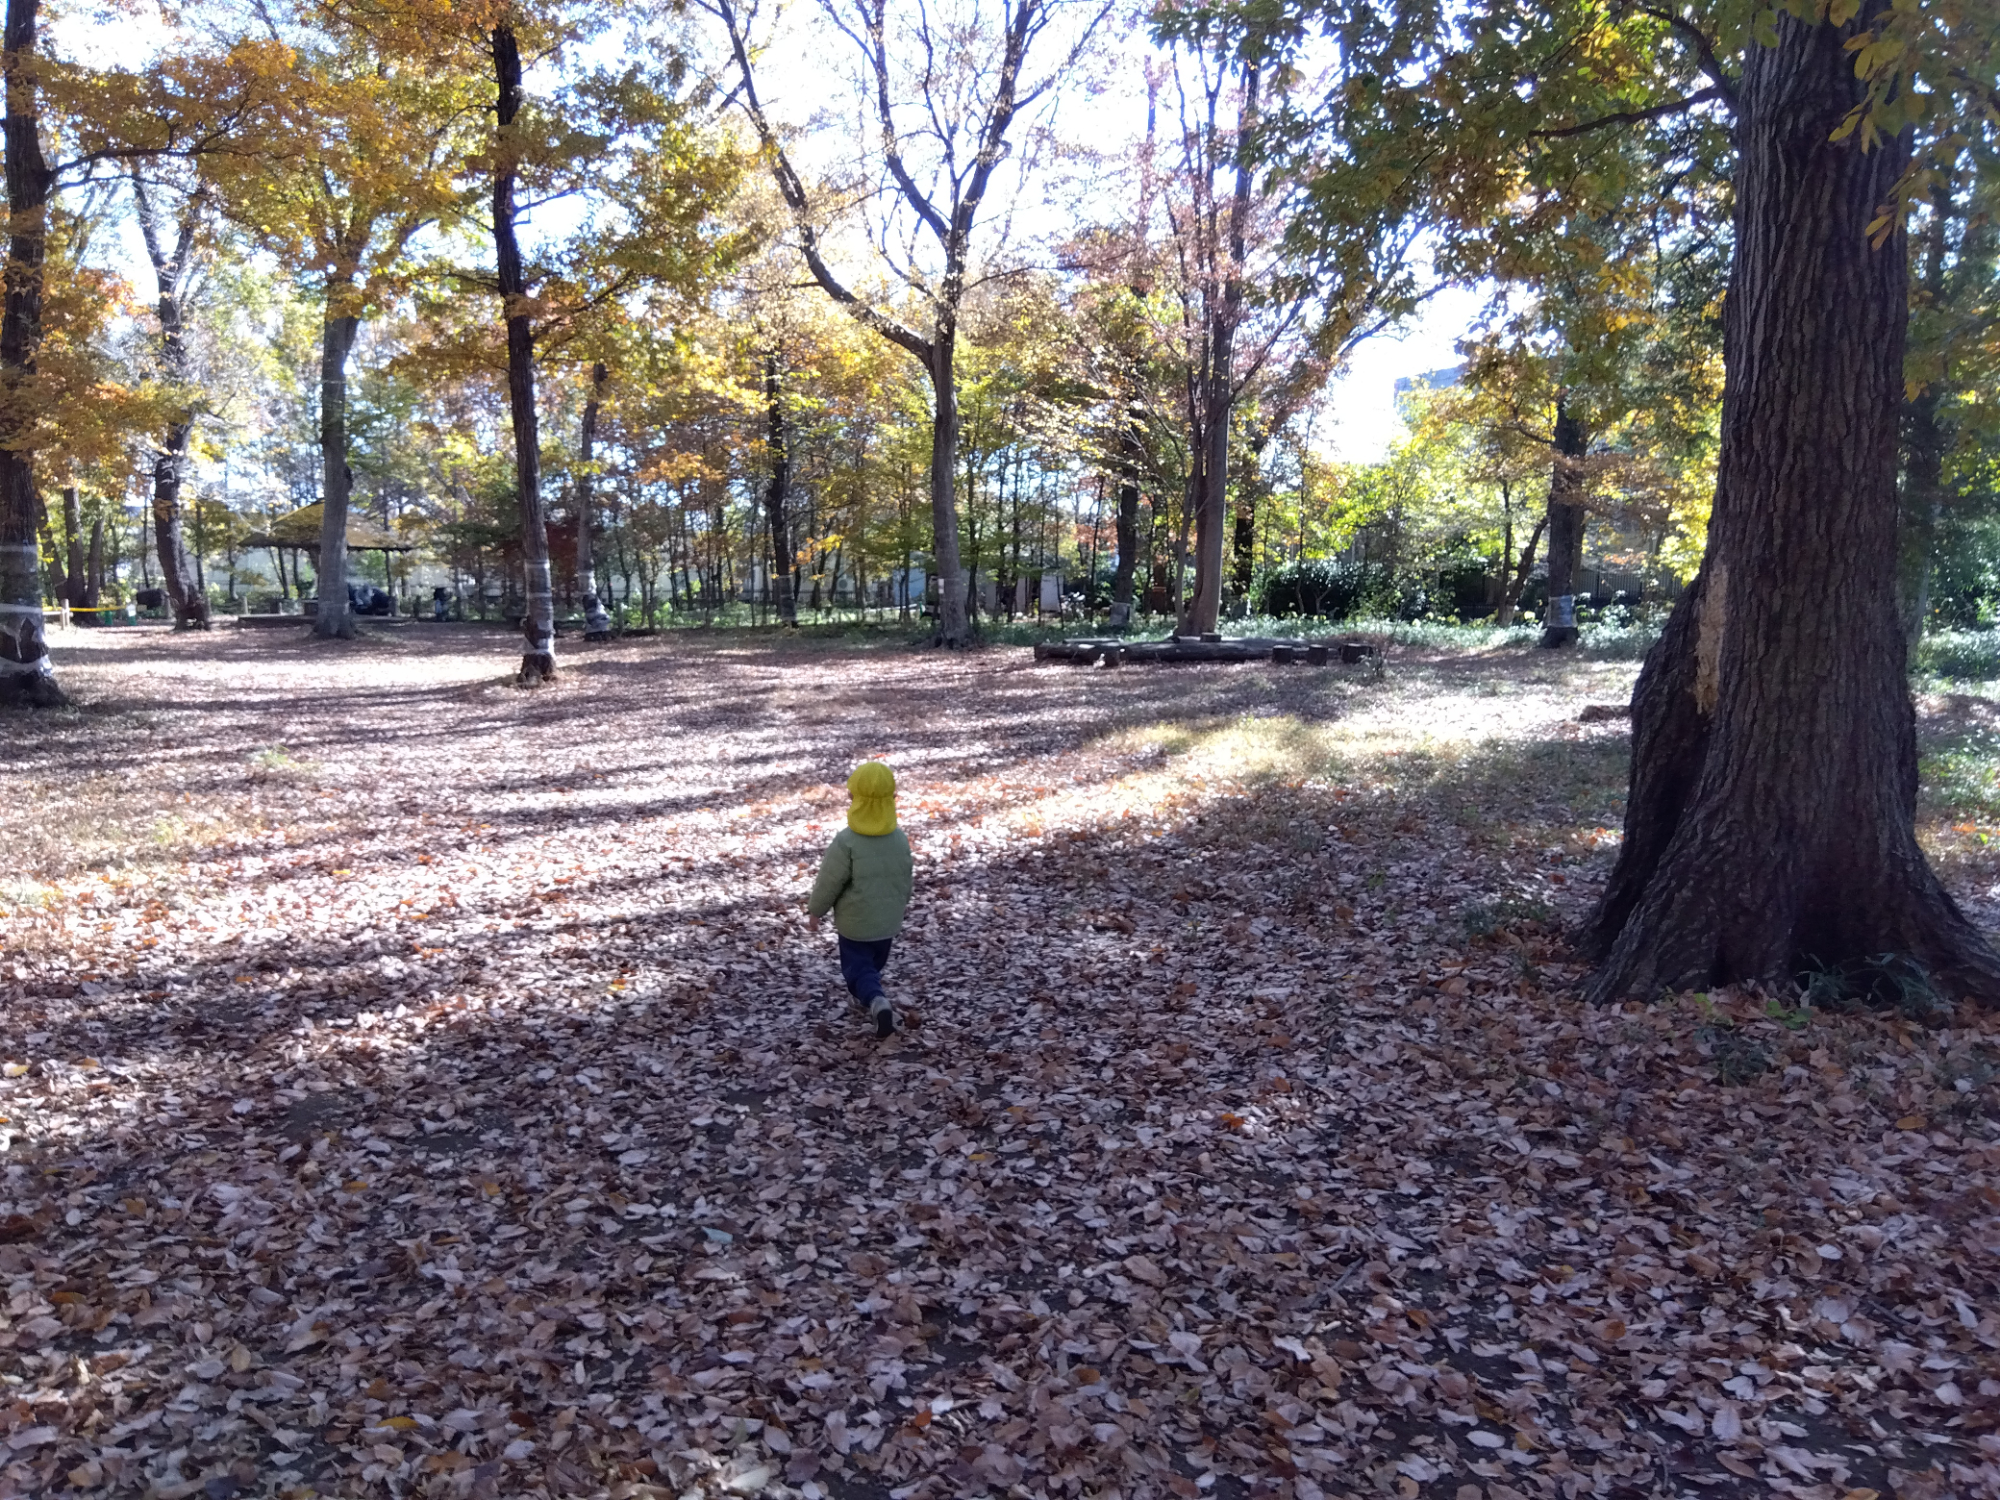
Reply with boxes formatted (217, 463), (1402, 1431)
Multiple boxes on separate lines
(0, 627), (1994, 1500)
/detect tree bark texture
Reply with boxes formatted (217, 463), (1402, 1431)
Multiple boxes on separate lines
(1539, 401), (1586, 648)
(314, 305), (359, 640)
(492, 23), (555, 684)
(0, 0), (58, 703)
(576, 361), (611, 638)
(84, 514), (100, 607)
(1582, 2), (2000, 1005)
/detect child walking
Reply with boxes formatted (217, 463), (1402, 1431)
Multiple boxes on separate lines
(807, 761), (915, 1037)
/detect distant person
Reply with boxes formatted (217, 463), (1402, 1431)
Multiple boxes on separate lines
(433, 586), (450, 622)
(807, 761), (914, 1038)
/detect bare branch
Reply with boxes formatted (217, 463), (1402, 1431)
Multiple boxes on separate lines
(702, 0), (934, 364)
(1634, 6), (1739, 112)
(1530, 84), (1727, 140)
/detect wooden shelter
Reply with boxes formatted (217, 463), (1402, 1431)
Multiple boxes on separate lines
(243, 503), (412, 555)
(243, 504), (414, 601)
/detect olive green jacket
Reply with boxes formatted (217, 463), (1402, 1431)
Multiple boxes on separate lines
(807, 827), (914, 941)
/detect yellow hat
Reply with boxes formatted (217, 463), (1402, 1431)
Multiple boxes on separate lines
(847, 761), (897, 836)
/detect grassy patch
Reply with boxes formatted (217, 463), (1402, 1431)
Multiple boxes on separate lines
(1914, 629), (2000, 684)
(1922, 735), (2000, 824)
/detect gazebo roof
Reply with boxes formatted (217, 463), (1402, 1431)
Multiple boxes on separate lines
(243, 503), (413, 552)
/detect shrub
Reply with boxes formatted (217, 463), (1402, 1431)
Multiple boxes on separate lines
(1258, 558), (1383, 619)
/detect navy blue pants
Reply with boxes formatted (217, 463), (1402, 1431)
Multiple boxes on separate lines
(837, 936), (893, 1003)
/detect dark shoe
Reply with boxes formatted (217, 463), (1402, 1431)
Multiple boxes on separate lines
(869, 996), (896, 1039)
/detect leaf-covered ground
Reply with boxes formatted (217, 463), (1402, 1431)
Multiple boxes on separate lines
(0, 624), (1996, 1500)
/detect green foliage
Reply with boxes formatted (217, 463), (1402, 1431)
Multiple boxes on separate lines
(1460, 892), (1554, 940)
(1797, 954), (1951, 1023)
(1914, 630), (2000, 682)
(1257, 558), (1390, 619)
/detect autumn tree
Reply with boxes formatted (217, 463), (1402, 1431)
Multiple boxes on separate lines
(1439, 81), (1730, 645)
(1226, 0), (2000, 999)
(126, 169), (221, 627)
(706, 0), (1111, 645)
(201, 18), (484, 640)
(23, 190), (158, 615)
(0, 0), (67, 700)
(1139, 7), (1432, 636)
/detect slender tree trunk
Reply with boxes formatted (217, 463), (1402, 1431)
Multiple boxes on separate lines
(1540, 400), (1586, 647)
(576, 360), (611, 638)
(1496, 514), (1545, 629)
(928, 332), (968, 643)
(1582, 0), (2000, 1004)
(0, 0), (59, 702)
(1171, 461), (1197, 627)
(711, 495), (727, 616)
(1181, 58), (1259, 637)
(1113, 454), (1139, 616)
(85, 515), (101, 607)
(58, 484), (79, 604)
(492, 23), (555, 684)
(1231, 489), (1254, 601)
(1897, 180), (1954, 646)
(1185, 331), (1234, 634)
(314, 301), (360, 640)
(1898, 387), (1943, 645)
(131, 179), (208, 631)
(152, 422), (206, 628)
(963, 447), (982, 629)
(763, 351), (796, 627)
(1232, 441), (1268, 603)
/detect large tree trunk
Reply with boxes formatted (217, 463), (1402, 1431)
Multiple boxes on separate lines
(1582, 1), (2000, 1005)
(1184, 382), (1229, 633)
(492, 23), (555, 684)
(0, 0), (59, 703)
(314, 304), (360, 640)
(576, 361), (611, 639)
(762, 351), (796, 627)
(1539, 400), (1586, 648)
(152, 423), (206, 627)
